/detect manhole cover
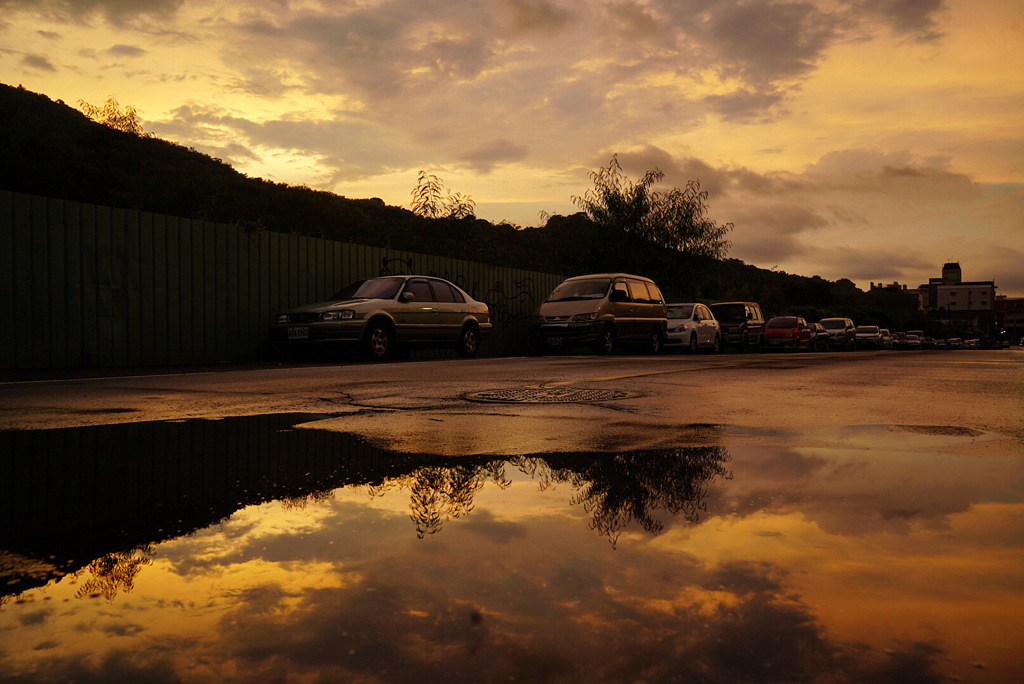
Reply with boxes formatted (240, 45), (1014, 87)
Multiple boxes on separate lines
(463, 387), (641, 404)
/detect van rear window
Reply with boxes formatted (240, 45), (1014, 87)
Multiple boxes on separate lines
(710, 303), (745, 321)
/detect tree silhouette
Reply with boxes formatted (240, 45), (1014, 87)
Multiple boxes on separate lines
(78, 95), (146, 136)
(410, 171), (475, 219)
(572, 154), (733, 259)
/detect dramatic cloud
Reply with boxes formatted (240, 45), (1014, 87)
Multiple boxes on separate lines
(0, 0), (1019, 292)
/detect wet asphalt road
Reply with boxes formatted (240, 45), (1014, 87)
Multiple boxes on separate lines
(3, 348), (1023, 684)
(2, 349), (1021, 456)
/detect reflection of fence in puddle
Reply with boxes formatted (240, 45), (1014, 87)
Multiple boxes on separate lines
(0, 416), (729, 597)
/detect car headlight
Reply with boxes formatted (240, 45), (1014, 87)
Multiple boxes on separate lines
(321, 310), (355, 321)
(276, 314), (289, 324)
(530, 315), (544, 325)
(571, 312), (598, 322)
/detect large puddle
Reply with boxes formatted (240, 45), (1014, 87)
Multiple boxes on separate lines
(1, 415), (1021, 683)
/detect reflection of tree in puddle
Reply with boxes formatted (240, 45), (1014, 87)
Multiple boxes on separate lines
(373, 447), (731, 543)
(370, 462), (512, 537)
(280, 489), (336, 510)
(70, 544), (155, 602)
(529, 446), (732, 545)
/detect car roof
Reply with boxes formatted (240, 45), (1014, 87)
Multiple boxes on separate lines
(563, 272), (656, 282)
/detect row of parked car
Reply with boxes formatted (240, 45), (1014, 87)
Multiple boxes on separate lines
(270, 271), (987, 360)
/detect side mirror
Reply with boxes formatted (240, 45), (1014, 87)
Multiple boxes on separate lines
(401, 291), (415, 302)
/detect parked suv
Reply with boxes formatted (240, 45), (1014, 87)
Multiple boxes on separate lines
(765, 316), (812, 351)
(819, 317), (856, 351)
(709, 301), (765, 352)
(855, 325), (883, 349)
(529, 273), (668, 354)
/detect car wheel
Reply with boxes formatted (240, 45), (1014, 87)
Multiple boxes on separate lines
(455, 325), (480, 358)
(688, 334), (698, 354)
(711, 335), (721, 354)
(595, 325), (616, 355)
(362, 321), (393, 361)
(648, 328), (664, 355)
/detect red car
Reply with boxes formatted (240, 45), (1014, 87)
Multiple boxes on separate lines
(765, 316), (814, 351)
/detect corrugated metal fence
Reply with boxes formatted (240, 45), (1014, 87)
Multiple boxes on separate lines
(0, 190), (564, 369)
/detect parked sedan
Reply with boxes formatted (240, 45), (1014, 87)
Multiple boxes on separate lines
(904, 334), (923, 350)
(271, 275), (492, 360)
(666, 303), (721, 353)
(764, 316), (813, 351)
(809, 322), (831, 351)
(879, 329), (893, 349)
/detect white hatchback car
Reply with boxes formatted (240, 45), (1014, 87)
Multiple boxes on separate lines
(665, 303), (721, 353)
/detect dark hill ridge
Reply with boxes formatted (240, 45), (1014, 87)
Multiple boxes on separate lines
(0, 83), (414, 242)
(0, 82), (935, 331)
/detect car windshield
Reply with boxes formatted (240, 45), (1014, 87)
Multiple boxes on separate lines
(856, 326), (879, 333)
(710, 304), (745, 321)
(546, 278), (611, 302)
(820, 319), (845, 330)
(767, 317), (798, 328)
(329, 277), (405, 301)
(667, 305), (695, 319)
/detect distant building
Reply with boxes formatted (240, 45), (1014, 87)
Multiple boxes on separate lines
(917, 263), (997, 335)
(994, 295), (1024, 342)
(870, 281), (911, 292)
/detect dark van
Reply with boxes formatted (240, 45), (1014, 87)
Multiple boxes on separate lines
(709, 301), (766, 352)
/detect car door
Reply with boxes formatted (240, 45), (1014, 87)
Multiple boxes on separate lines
(694, 305), (709, 346)
(395, 278), (438, 342)
(430, 279), (464, 343)
(796, 317), (809, 348)
(626, 279), (652, 340)
(609, 280), (635, 338)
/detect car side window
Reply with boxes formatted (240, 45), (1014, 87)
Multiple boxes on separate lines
(405, 279), (434, 302)
(612, 281), (630, 302)
(430, 280), (458, 303)
(646, 282), (665, 304)
(701, 305), (712, 320)
(627, 279), (650, 303)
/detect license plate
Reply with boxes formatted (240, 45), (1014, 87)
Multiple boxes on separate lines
(288, 326), (309, 340)
(547, 337), (563, 346)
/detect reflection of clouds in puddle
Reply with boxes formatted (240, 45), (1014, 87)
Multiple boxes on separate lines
(2, 416), (1021, 684)
(5, 518), (958, 683)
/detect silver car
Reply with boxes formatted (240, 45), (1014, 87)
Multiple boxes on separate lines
(272, 276), (492, 360)
(665, 303), (721, 353)
(819, 317), (856, 351)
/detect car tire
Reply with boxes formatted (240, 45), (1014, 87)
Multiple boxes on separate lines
(648, 328), (664, 355)
(362, 321), (394, 361)
(455, 325), (480, 358)
(595, 325), (616, 355)
(711, 335), (721, 354)
(688, 334), (698, 354)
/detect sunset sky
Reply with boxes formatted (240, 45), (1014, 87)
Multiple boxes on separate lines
(2, 0), (1022, 294)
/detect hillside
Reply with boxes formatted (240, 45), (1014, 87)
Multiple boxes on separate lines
(0, 82), (935, 331)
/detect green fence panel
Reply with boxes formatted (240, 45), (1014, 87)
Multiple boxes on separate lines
(0, 193), (14, 367)
(0, 191), (564, 370)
